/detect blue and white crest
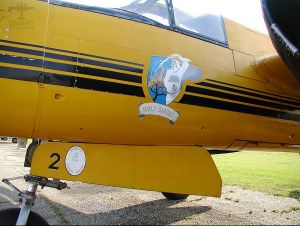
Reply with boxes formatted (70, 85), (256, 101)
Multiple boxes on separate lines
(139, 54), (202, 124)
(147, 54), (202, 105)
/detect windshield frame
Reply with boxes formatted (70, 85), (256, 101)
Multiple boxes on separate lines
(49, 0), (228, 48)
(49, 0), (170, 28)
(168, 0), (228, 47)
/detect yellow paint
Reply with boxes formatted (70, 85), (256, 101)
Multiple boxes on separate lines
(1, 0), (299, 197)
(254, 55), (300, 96)
(0, 0), (12, 40)
(7, 0), (48, 46)
(0, 0), (299, 152)
(30, 142), (222, 197)
(233, 51), (264, 82)
(0, 78), (39, 137)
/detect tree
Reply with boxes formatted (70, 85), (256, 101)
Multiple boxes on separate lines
(148, 74), (167, 102)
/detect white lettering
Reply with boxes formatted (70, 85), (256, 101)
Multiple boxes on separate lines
(138, 103), (179, 123)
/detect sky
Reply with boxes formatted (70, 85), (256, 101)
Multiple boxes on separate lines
(173, 0), (268, 34)
(61, 0), (268, 34)
(216, 0), (268, 34)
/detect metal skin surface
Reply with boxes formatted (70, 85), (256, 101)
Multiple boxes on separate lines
(31, 143), (222, 197)
(0, 0), (299, 152)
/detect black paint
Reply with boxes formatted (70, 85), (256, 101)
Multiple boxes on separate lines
(75, 76), (145, 97)
(206, 78), (300, 104)
(187, 85), (300, 111)
(179, 94), (300, 122)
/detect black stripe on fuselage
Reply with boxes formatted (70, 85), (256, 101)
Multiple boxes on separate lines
(0, 49), (142, 84)
(75, 77), (145, 96)
(0, 39), (144, 67)
(78, 58), (143, 73)
(0, 39), (44, 50)
(0, 54), (43, 68)
(206, 78), (300, 104)
(179, 94), (300, 122)
(0, 43), (143, 75)
(198, 82), (300, 107)
(0, 44), (77, 62)
(1, 41), (300, 121)
(0, 66), (40, 83)
(75, 65), (142, 83)
(0, 65), (75, 87)
(45, 51), (77, 62)
(43, 60), (142, 83)
(1, 65), (299, 122)
(186, 85), (300, 111)
(0, 45), (44, 58)
(0, 66), (145, 97)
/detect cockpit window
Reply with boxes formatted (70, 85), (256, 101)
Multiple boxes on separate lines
(172, 0), (227, 44)
(52, 0), (228, 46)
(60, 0), (170, 26)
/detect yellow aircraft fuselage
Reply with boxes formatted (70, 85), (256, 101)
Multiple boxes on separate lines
(0, 0), (300, 153)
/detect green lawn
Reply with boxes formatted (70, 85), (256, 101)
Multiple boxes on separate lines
(212, 151), (300, 199)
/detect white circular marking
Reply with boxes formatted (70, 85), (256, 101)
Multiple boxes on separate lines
(65, 146), (86, 176)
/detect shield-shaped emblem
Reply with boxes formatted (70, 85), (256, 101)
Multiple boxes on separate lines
(139, 54), (202, 124)
(147, 54), (202, 105)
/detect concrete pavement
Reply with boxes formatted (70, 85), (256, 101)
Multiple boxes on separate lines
(0, 141), (299, 225)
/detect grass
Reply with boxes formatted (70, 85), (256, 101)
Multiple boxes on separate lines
(41, 194), (70, 224)
(212, 151), (300, 199)
(280, 206), (300, 214)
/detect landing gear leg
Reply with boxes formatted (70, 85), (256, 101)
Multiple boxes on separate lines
(16, 183), (38, 225)
(1, 175), (68, 225)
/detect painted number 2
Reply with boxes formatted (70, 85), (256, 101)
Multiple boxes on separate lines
(48, 153), (61, 170)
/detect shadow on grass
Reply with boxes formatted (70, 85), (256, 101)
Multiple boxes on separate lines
(289, 190), (300, 200)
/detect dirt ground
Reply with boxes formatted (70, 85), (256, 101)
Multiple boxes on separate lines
(0, 141), (299, 225)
